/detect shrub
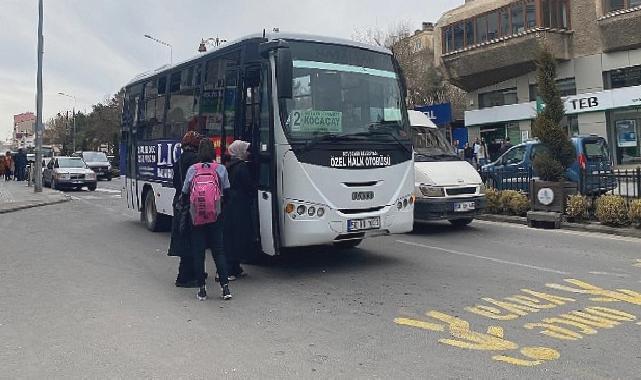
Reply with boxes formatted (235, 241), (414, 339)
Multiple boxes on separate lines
(485, 187), (501, 214)
(629, 199), (641, 228)
(595, 195), (628, 227)
(532, 153), (565, 182)
(566, 195), (590, 222)
(500, 190), (530, 216)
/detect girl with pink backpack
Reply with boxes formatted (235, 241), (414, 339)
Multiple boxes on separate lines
(182, 139), (232, 301)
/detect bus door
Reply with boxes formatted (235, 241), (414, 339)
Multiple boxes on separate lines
(255, 63), (280, 256)
(126, 94), (141, 210)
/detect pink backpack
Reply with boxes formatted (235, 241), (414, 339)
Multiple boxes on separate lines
(189, 162), (222, 226)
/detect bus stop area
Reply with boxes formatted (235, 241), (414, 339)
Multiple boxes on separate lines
(0, 180), (69, 214)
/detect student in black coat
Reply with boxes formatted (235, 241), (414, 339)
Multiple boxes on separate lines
(170, 131), (201, 288)
(223, 140), (256, 278)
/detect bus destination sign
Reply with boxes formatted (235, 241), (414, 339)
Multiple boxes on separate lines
(330, 150), (392, 169)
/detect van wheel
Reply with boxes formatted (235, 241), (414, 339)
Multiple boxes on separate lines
(143, 191), (170, 232)
(449, 218), (474, 227)
(334, 239), (363, 249)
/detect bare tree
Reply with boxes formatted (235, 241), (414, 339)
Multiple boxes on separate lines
(353, 23), (467, 114)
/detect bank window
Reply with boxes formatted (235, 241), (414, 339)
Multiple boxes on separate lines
(529, 78), (576, 100)
(479, 87), (518, 109)
(476, 15), (488, 43)
(605, 65), (641, 89)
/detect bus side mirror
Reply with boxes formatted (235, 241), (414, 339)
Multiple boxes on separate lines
(276, 47), (293, 99)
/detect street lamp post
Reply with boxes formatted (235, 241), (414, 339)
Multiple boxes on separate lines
(198, 37), (227, 53)
(58, 92), (76, 153)
(144, 34), (173, 64)
(34, 0), (44, 192)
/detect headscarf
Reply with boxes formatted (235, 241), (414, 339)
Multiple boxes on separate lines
(227, 140), (250, 160)
(181, 131), (201, 150)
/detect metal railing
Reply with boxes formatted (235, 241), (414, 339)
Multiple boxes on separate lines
(579, 167), (641, 200)
(480, 167), (533, 193)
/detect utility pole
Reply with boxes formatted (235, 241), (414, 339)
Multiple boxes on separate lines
(34, 0), (44, 192)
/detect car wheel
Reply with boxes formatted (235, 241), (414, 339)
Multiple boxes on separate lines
(88, 183), (97, 191)
(449, 218), (474, 227)
(106, 174), (112, 181)
(143, 191), (170, 232)
(333, 239), (363, 249)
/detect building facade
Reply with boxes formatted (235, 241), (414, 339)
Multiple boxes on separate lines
(435, 0), (641, 165)
(13, 112), (36, 149)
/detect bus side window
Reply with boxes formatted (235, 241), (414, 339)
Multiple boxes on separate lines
(167, 65), (199, 140)
(257, 64), (271, 189)
(243, 66), (261, 142)
(142, 77), (167, 140)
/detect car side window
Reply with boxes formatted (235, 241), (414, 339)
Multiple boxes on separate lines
(503, 146), (526, 164)
(531, 144), (551, 160)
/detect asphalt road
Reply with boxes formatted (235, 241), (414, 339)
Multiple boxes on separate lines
(2, 178), (641, 379)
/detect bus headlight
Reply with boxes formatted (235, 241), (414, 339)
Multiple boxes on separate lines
(297, 205), (306, 215)
(307, 206), (316, 216)
(420, 186), (445, 198)
(317, 207), (325, 217)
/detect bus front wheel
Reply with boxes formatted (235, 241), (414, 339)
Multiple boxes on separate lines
(334, 239), (362, 249)
(143, 191), (170, 232)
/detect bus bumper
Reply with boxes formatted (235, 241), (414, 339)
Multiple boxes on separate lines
(281, 202), (414, 248)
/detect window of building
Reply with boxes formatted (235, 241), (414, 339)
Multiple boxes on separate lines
(453, 23), (465, 50)
(476, 15), (488, 44)
(500, 8), (511, 36)
(529, 78), (577, 101)
(465, 20), (475, 46)
(526, 0), (537, 28)
(444, 27), (453, 53)
(487, 11), (500, 40)
(564, 114), (579, 137)
(542, 0), (570, 28)
(605, 65), (641, 89)
(479, 87), (518, 108)
(511, 3), (525, 33)
(604, 0), (626, 12)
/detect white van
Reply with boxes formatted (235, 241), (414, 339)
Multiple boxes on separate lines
(409, 110), (486, 227)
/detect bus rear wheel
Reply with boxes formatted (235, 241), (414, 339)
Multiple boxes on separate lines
(143, 191), (170, 232)
(334, 239), (362, 249)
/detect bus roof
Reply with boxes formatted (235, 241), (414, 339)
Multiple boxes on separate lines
(127, 32), (392, 86)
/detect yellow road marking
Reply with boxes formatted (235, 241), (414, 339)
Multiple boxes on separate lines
(634, 260), (641, 268)
(393, 317), (444, 332)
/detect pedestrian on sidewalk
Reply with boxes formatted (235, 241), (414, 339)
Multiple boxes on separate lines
(183, 138), (232, 301)
(224, 140), (256, 280)
(4, 152), (14, 181)
(0, 152), (5, 179)
(14, 149), (28, 181)
(170, 131), (201, 288)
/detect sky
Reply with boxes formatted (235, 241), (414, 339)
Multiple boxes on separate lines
(0, 0), (461, 141)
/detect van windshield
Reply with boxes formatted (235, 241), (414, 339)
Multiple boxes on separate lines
(412, 127), (458, 161)
(83, 152), (109, 162)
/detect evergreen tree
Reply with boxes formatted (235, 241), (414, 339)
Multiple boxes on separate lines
(531, 50), (575, 181)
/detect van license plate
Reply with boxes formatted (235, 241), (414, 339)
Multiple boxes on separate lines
(454, 202), (476, 212)
(348, 217), (381, 232)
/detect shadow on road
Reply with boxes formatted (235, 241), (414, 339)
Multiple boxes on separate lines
(410, 221), (482, 237)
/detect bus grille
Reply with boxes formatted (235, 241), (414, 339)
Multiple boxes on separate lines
(338, 206), (384, 215)
(446, 187), (477, 196)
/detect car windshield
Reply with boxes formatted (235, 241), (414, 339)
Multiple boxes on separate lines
(412, 127), (458, 161)
(58, 158), (86, 168)
(583, 139), (609, 160)
(83, 152), (108, 162)
(281, 42), (408, 141)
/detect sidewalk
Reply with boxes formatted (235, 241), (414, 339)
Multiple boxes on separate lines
(0, 180), (70, 214)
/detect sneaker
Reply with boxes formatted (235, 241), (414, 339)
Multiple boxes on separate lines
(227, 274), (237, 281)
(221, 284), (232, 300)
(197, 286), (207, 301)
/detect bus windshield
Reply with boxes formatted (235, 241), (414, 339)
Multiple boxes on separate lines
(412, 127), (459, 162)
(281, 42), (407, 142)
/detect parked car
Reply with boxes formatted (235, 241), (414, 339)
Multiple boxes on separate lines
(409, 110), (486, 227)
(43, 156), (97, 191)
(481, 135), (616, 194)
(74, 151), (112, 180)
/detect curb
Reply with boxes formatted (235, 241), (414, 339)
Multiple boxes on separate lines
(477, 214), (641, 239)
(0, 196), (70, 214)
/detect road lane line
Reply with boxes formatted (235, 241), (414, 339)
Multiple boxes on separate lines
(94, 188), (121, 193)
(474, 220), (641, 244)
(396, 240), (570, 275)
(588, 271), (630, 278)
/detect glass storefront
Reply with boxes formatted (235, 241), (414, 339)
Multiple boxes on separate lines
(609, 107), (641, 165)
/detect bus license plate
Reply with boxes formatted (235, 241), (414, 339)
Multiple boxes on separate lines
(348, 217), (381, 232)
(454, 202), (476, 212)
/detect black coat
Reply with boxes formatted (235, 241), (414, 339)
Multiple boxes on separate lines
(169, 149), (199, 258)
(14, 152), (28, 168)
(224, 158), (257, 260)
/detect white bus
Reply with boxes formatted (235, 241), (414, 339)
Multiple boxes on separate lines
(121, 33), (414, 255)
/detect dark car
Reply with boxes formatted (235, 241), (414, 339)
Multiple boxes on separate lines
(43, 156), (97, 191)
(481, 135), (616, 194)
(74, 151), (112, 180)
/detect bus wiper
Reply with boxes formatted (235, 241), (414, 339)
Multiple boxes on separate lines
(366, 128), (412, 155)
(297, 133), (366, 152)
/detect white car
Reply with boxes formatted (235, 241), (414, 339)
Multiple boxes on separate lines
(43, 156), (97, 191)
(409, 110), (486, 227)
